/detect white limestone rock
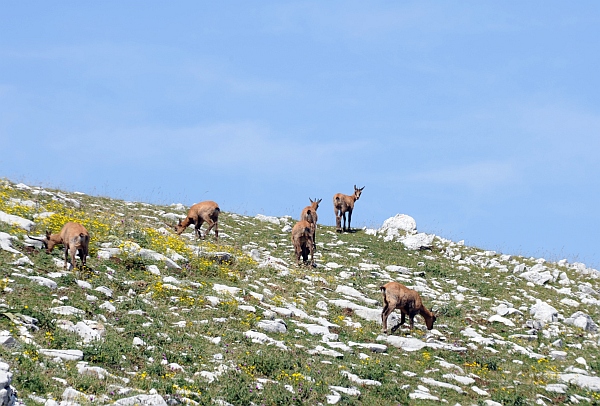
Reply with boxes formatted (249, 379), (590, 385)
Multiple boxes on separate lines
(213, 284), (241, 296)
(421, 377), (463, 393)
(28, 276), (57, 290)
(244, 330), (288, 350)
(519, 270), (554, 285)
(0, 232), (20, 255)
(39, 349), (84, 361)
(530, 300), (559, 323)
(113, 394), (168, 406)
(545, 383), (568, 393)
(488, 314), (516, 327)
(564, 311), (598, 332)
(558, 374), (600, 391)
(0, 211), (35, 231)
(378, 214), (417, 241)
(49, 306), (84, 316)
(400, 233), (435, 250)
(255, 214), (280, 225)
(0, 331), (17, 348)
(256, 319), (287, 334)
(341, 371), (381, 386)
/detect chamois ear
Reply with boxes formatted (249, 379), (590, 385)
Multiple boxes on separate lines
(45, 230), (51, 238)
(316, 198), (322, 204)
(177, 219), (183, 226)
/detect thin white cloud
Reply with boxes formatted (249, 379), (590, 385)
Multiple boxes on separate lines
(58, 121), (370, 176)
(406, 161), (518, 192)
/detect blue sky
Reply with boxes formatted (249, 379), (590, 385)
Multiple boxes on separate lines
(1, 2), (599, 267)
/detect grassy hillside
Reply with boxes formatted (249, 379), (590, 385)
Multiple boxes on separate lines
(0, 178), (599, 405)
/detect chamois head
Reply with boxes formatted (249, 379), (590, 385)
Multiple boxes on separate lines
(27, 231), (52, 252)
(353, 185), (365, 201)
(173, 218), (192, 235)
(424, 311), (437, 330)
(309, 198), (322, 210)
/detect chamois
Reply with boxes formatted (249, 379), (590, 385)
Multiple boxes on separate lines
(173, 201), (220, 240)
(380, 281), (437, 334)
(333, 185), (364, 232)
(29, 222), (90, 271)
(300, 198), (321, 248)
(291, 210), (315, 266)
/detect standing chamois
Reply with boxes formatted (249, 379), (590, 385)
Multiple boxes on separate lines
(29, 222), (90, 271)
(291, 210), (315, 266)
(333, 185), (364, 233)
(173, 201), (220, 241)
(380, 281), (437, 334)
(300, 198), (321, 248)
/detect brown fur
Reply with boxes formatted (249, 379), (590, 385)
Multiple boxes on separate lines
(333, 185), (364, 232)
(380, 281), (436, 333)
(30, 222), (90, 270)
(300, 198), (321, 248)
(291, 210), (315, 266)
(174, 201), (220, 241)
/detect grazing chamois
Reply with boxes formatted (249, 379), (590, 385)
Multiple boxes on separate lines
(380, 281), (437, 334)
(333, 185), (364, 232)
(291, 210), (315, 266)
(300, 198), (321, 248)
(28, 222), (90, 271)
(173, 201), (220, 241)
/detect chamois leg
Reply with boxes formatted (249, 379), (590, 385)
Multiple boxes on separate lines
(409, 312), (416, 329)
(381, 303), (390, 333)
(335, 209), (342, 232)
(195, 219), (205, 239)
(63, 246), (69, 270)
(78, 248), (85, 268)
(347, 210), (353, 232)
(301, 244), (308, 264)
(381, 301), (397, 334)
(399, 312), (406, 327)
(204, 220), (218, 241)
(295, 245), (302, 265)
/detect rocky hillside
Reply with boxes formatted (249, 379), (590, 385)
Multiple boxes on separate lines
(0, 178), (599, 406)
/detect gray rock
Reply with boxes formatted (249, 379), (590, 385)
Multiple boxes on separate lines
(529, 300), (559, 323)
(565, 311), (598, 332)
(49, 306), (84, 316)
(579, 284), (599, 296)
(0, 212), (35, 231)
(39, 349), (84, 361)
(519, 270), (553, 285)
(28, 276), (57, 290)
(0, 233), (20, 255)
(400, 233), (434, 250)
(256, 319), (287, 334)
(255, 214), (280, 225)
(549, 350), (567, 360)
(113, 394), (168, 406)
(559, 374), (600, 391)
(545, 383), (568, 393)
(0, 371), (11, 388)
(0, 331), (16, 348)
